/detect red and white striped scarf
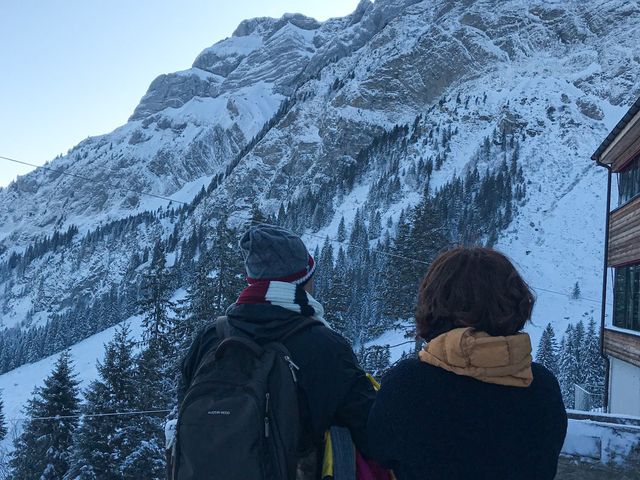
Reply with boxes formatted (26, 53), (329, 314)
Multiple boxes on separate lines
(236, 280), (328, 326)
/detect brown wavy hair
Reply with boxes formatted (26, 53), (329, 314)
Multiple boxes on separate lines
(415, 247), (535, 341)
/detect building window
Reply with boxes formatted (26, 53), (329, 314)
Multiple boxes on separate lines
(618, 156), (640, 206)
(614, 264), (640, 332)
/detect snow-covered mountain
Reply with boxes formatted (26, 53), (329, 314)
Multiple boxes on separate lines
(1, 0), (639, 435)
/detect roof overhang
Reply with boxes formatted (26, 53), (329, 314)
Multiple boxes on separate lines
(592, 97), (640, 171)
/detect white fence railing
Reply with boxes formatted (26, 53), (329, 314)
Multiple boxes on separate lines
(574, 384), (605, 412)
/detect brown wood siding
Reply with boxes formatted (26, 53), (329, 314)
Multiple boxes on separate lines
(603, 328), (640, 367)
(601, 114), (640, 171)
(608, 196), (640, 267)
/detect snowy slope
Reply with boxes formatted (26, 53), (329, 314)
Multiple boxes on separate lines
(0, 317), (143, 452)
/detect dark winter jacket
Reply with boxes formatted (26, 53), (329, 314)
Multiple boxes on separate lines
(367, 359), (567, 480)
(178, 303), (376, 458)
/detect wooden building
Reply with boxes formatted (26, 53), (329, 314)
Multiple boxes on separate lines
(592, 96), (640, 416)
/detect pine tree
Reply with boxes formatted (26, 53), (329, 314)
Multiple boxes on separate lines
(10, 351), (80, 480)
(337, 216), (346, 243)
(176, 248), (218, 350)
(381, 194), (447, 323)
(0, 390), (8, 480)
(572, 320), (586, 386)
(369, 210), (382, 239)
(121, 342), (172, 479)
(139, 242), (177, 357)
(211, 220), (245, 313)
(0, 391), (6, 442)
(68, 324), (140, 479)
(315, 237), (334, 301)
(558, 325), (578, 408)
(571, 281), (581, 300)
(359, 345), (391, 379)
(583, 318), (606, 408)
(380, 211), (413, 320)
(325, 247), (352, 340)
(535, 323), (559, 376)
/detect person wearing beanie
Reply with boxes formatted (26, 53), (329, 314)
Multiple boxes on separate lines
(178, 224), (376, 478)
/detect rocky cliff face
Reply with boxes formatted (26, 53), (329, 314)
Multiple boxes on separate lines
(0, 0), (638, 350)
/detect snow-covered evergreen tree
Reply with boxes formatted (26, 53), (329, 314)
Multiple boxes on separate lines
(175, 247), (218, 350)
(572, 320), (587, 386)
(314, 237), (334, 301)
(0, 391), (6, 442)
(556, 319), (606, 410)
(369, 210), (382, 239)
(210, 220), (245, 313)
(380, 192), (447, 325)
(139, 242), (177, 357)
(535, 323), (559, 376)
(337, 216), (346, 242)
(583, 317), (606, 408)
(347, 209), (369, 262)
(359, 345), (391, 379)
(380, 211), (414, 321)
(0, 391), (9, 480)
(558, 325), (578, 408)
(121, 342), (172, 480)
(68, 324), (140, 479)
(10, 351), (80, 480)
(571, 282), (581, 300)
(325, 247), (351, 339)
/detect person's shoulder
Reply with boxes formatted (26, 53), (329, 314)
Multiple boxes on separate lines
(530, 363), (567, 425)
(301, 323), (350, 347)
(531, 362), (556, 381)
(386, 357), (422, 375)
(380, 357), (438, 386)
(531, 362), (563, 395)
(286, 323), (355, 363)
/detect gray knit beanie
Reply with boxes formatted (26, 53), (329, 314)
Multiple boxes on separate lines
(239, 225), (315, 284)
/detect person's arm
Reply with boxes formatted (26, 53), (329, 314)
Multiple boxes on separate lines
(534, 366), (568, 478)
(296, 330), (376, 455)
(333, 355), (377, 456)
(366, 372), (400, 469)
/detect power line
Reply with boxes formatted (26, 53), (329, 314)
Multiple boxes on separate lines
(531, 285), (608, 306)
(385, 339), (417, 349)
(8, 408), (172, 423)
(0, 155), (190, 207)
(0, 154), (613, 306)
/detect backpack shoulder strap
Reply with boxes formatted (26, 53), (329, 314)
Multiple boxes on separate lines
(213, 316), (264, 360)
(215, 316), (231, 340)
(190, 317), (231, 380)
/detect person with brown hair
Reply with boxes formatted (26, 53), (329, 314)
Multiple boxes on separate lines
(367, 247), (567, 480)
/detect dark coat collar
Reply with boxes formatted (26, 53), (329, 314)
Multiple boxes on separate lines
(226, 303), (310, 342)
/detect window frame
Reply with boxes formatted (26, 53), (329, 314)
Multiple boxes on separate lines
(613, 263), (640, 333)
(617, 155), (640, 207)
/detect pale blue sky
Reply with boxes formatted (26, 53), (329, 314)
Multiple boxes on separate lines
(0, 0), (360, 187)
